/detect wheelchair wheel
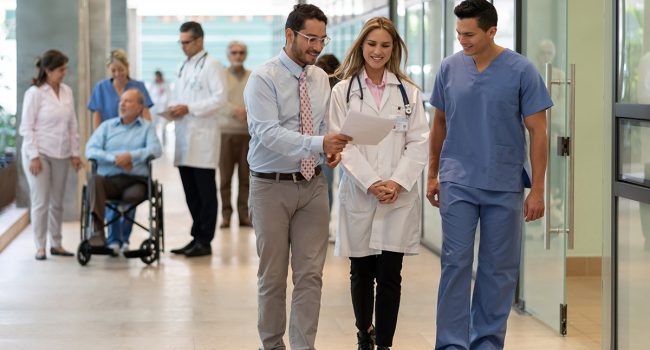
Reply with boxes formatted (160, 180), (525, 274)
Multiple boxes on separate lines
(155, 183), (164, 252)
(77, 240), (92, 266)
(79, 185), (88, 241)
(140, 238), (159, 265)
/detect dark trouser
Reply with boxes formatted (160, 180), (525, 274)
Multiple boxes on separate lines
(91, 174), (147, 233)
(350, 250), (404, 347)
(218, 133), (250, 221)
(178, 166), (218, 245)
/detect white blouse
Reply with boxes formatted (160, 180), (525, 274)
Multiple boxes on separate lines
(19, 83), (80, 160)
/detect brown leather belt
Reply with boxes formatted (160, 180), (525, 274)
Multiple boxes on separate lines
(250, 165), (322, 182)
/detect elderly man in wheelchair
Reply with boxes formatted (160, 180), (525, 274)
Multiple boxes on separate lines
(79, 89), (163, 265)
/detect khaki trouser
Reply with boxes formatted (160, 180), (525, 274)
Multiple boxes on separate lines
(22, 152), (69, 250)
(218, 133), (250, 221)
(250, 173), (329, 350)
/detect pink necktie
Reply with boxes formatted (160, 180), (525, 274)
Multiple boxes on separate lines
(299, 70), (315, 181)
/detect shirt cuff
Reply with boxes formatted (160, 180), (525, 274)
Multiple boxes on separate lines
(27, 149), (38, 160)
(363, 176), (383, 193)
(310, 135), (324, 154)
(107, 153), (116, 163)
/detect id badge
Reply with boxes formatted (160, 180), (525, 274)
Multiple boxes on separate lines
(393, 116), (408, 133)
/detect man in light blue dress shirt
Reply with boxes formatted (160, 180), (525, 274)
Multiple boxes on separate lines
(427, 1), (552, 349)
(86, 89), (162, 252)
(244, 4), (351, 350)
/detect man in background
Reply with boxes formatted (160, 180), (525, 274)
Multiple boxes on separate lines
(218, 41), (252, 228)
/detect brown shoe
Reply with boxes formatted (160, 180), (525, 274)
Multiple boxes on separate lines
(50, 247), (74, 257)
(35, 248), (46, 261)
(239, 218), (253, 227)
(219, 218), (230, 229)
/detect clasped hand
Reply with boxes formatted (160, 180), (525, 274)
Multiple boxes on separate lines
(369, 180), (402, 204)
(115, 152), (133, 171)
(168, 104), (189, 119)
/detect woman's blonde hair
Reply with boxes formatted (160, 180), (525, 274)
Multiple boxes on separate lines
(108, 48), (129, 70)
(333, 17), (416, 87)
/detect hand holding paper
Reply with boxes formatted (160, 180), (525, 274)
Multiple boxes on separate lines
(340, 110), (394, 145)
(324, 133), (353, 154)
(157, 109), (174, 121)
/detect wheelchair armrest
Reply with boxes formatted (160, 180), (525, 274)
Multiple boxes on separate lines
(87, 158), (98, 175)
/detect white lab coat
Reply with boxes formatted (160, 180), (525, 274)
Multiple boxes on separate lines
(172, 50), (228, 169)
(328, 71), (429, 257)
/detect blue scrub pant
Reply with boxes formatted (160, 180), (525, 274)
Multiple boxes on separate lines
(106, 206), (135, 247)
(435, 182), (523, 350)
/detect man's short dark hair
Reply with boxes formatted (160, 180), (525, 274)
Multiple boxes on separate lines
(180, 21), (204, 38)
(285, 4), (327, 32)
(454, 0), (498, 31)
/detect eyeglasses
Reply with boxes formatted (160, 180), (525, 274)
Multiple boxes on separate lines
(293, 30), (331, 47)
(178, 38), (197, 46)
(229, 50), (247, 56)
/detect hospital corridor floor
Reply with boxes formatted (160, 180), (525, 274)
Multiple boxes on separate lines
(0, 150), (601, 350)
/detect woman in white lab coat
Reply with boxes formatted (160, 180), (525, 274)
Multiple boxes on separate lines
(328, 17), (429, 350)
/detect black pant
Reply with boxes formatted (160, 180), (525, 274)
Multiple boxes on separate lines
(178, 166), (218, 245)
(350, 251), (404, 347)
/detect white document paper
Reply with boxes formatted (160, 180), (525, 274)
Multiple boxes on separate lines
(339, 110), (395, 145)
(157, 109), (174, 121)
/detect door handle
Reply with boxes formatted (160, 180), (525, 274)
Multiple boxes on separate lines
(545, 63), (559, 250)
(567, 64), (575, 250)
(543, 63), (575, 250)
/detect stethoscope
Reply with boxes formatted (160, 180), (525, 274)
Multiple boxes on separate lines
(177, 52), (208, 79)
(345, 74), (412, 116)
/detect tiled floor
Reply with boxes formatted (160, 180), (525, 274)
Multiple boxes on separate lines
(0, 146), (604, 349)
(566, 276), (602, 347)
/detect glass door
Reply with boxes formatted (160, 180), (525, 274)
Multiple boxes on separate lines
(614, 1), (650, 348)
(520, 0), (572, 335)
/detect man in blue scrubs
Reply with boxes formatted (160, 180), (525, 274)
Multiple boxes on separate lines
(427, 1), (552, 349)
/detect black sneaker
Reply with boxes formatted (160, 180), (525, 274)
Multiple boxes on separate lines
(356, 328), (376, 350)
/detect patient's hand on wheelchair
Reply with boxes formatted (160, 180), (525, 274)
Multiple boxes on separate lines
(115, 152), (133, 171)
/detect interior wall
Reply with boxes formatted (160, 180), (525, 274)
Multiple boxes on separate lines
(567, 0), (606, 258)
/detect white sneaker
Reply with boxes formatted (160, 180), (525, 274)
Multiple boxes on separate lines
(120, 244), (130, 256)
(108, 242), (120, 256)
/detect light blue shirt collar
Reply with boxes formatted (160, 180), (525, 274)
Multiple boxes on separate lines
(111, 116), (144, 127)
(279, 48), (304, 79)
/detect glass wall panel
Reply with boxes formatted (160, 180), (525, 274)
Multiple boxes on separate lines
(421, 103), (442, 250)
(0, 1), (17, 166)
(618, 118), (650, 186)
(405, 3), (423, 87)
(445, 1), (462, 56)
(423, 0), (444, 94)
(617, 0), (650, 103)
(397, 0), (406, 38)
(493, 0), (515, 50)
(617, 197), (650, 349)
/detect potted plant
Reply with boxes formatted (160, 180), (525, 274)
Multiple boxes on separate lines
(0, 105), (17, 210)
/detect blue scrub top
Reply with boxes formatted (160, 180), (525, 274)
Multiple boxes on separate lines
(87, 78), (154, 122)
(430, 49), (553, 192)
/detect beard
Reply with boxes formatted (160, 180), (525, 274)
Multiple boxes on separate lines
(291, 37), (319, 66)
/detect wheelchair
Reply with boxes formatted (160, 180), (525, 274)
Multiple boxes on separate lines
(77, 157), (164, 266)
